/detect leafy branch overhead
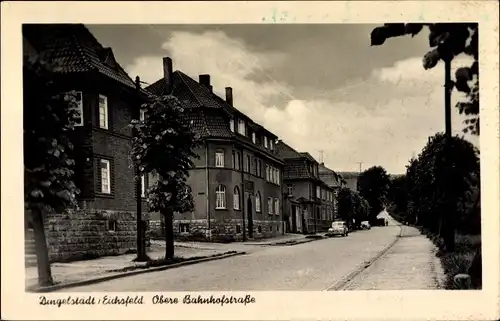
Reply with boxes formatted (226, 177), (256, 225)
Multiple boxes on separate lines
(370, 23), (479, 135)
(129, 94), (201, 213)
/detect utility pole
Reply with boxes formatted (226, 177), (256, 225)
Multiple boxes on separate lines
(356, 162), (363, 173)
(134, 76), (147, 261)
(443, 56), (455, 252)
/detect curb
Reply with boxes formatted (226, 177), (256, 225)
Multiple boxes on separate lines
(325, 224), (404, 291)
(27, 251), (246, 293)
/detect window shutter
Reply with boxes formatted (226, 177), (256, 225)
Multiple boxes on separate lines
(110, 159), (115, 194)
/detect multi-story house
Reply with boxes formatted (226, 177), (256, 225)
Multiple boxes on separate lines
(146, 57), (284, 241)
(318, 163), (344, 219)
(276, 141), (335, 234)
(23, 24), (148, 263)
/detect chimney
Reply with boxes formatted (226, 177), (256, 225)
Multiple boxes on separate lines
(199, 74), (212, 92)
(163, 57), (173, 95)
(225, 87), (233, 106)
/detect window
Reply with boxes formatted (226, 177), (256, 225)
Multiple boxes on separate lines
(215, 150), (224, 168)
(70, 91), (84, 126)
(107, 219), (117, 232)
(252, 132), (256, 143)
(238, 119), (246, 135)
(265, 165), (270, 181)
(215, 185), (226, 209)
(286, 184), (294, 196)
(258, 160), (262, 177)
(256, 192), (261, 213)
(229, 119), (234, 132)
(233, 186), (240, 210)
(270, 167), (275, 183)
(98, 94), (108, 129)
(100, 159), (111, 194)
(264, 137), (268, 148)
(274, 198), (280, 215)
(268, 197), (273, 214)
(179, 223), (190, 233)
(235, 152), (241, 170)
(139, 109), (146, 122)
(270, 139), (274, 150)
(246, 155), (251, 172)
(253, 158), (258, 175)
(316, 186), (321, 198)
(141, 175), (146, 197)
(276, 169), (280, 185)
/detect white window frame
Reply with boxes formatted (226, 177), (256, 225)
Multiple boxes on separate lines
(139, 109), (146, 122)
(316, 186), (321, 198)
(274, 198), (280, 215)
(215, 150), (224, 168)
(266, 165), (270, 181)
(277, 169), (280, 185)
(229, 119), (235, 132)
(238, 119), (246, 135)
(256, 192), (261, 213)
(215, 185), (226, 209)
(286, 184), (294, 196)
(268, 197), (273, 214)
(98, 94), (108, 129)
(252, 132), (256, 144)
(70, 91), (84, 126)
(179, 223), (190, 233)
(264, 137), (268, 148)
(141, 175), (146, 197)
(100, 159), (111, 194)
(233, 186), (240, 210)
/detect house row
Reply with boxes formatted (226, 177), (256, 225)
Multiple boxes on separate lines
(23, 24), (344, 261)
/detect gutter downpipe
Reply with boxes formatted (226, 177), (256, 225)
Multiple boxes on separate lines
(241, 147), (246, 241)
(205, 142), (211, 240)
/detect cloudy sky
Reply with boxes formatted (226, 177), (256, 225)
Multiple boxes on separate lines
(89, 24), (477, 174)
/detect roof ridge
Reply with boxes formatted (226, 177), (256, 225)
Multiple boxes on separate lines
(177, 71), (206, 108)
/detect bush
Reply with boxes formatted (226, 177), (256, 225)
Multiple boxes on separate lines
(433, 233), (481, 289)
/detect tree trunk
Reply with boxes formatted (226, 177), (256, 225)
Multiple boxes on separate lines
(31, 209), (53, 286)
(163, 208), (174, 259)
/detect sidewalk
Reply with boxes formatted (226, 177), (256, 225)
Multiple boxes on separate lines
(25, 244), (229, 290)
(342, 225), (446, 290)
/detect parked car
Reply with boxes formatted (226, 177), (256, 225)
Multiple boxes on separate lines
(327, 221), (349, 237)
(360, 221), (371, 230)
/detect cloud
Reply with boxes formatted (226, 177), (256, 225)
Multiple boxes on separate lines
(125, 30), (478, 174)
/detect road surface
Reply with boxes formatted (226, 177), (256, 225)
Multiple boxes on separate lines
(58, 224), (401, 292)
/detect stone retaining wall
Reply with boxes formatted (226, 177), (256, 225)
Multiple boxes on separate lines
(29, 209), (149, 263)
(149, 218), (284, 242)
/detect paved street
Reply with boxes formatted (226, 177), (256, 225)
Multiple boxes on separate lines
(59, 223), (402, 292)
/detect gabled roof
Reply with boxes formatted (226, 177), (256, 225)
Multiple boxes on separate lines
(300, 152), (317, 163)
(276, 141), (303, 159)
(22, 24), (136, 89)
(318, 163), (341, 188)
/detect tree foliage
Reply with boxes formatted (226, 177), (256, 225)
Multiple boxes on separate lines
(24, 56), (80, 214)
(404, 133), (480, 234)
(357, 166), (391, 222)
(337, 187), (370, 229)
(129, 94), (201, 258)
(370, 23), (479, 135)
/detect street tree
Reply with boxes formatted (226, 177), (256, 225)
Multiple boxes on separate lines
(387, 175), (410, 223)
(337, 187), (354, 227)
(357, 166), (391, 223)
(24, 54), (80, 286)
(406, 133), (480, 237)
(130, 94), (200, 259)
(370, 23), (479, 135)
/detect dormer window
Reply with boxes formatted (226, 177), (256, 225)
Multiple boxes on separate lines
(238, 119), (246, 135)
(229, 119), (234, 132)
(264, 137), (268, 148)
(252, 132), (256, 144)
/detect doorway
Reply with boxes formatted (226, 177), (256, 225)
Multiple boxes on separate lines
(291, 205), (297, 233)
(247, 197), (254, 238)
